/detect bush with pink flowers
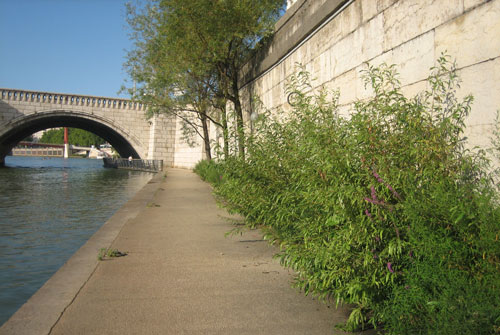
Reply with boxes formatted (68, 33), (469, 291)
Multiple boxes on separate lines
(196, 56), (500, 334)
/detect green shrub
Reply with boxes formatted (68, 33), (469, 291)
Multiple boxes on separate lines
(211, 56), (500, 334)
(194, 159), (222, 185)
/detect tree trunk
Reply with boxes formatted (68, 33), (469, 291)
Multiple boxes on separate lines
(200, 111), (212, 161)
(220, 104), (230, 159)
(232, 74), (245, 161)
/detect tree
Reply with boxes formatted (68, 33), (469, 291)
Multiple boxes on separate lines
(40, 128), (105, 147)
(124, 0), (284, 160)
(40, 128), (63, 144)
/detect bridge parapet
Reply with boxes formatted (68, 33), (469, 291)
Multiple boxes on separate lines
(0, 88), (145, 111)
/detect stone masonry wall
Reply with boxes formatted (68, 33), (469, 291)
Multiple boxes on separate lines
(147, 113), (177, 167)
(240, 0), (500, 150)
(172, 115), (207, 169)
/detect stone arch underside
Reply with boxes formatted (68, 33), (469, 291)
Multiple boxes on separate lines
(0, 111), (145, 164)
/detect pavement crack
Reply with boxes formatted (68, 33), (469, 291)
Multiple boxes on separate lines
(48, 262), (100, 335)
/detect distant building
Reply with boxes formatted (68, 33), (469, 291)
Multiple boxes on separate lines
(32, 128), (57, 140)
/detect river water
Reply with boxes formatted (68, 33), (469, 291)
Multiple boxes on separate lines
(0, 156), (154, 326)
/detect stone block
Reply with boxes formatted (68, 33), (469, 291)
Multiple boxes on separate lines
(464, 124), (496, 150)
(383, 0), (462, 51)
(458, 58), (500, 129)
(271, 85), (282, 110)
(332, 14), (384, 77)
(302, 40), (314, 66)
(355, 64), (375, 102)
(317, 52), (333, 84)
(328, 69), (357, 106)
(309, 0), (363, 60)
(377, 0), (398, 12)
(400, 80), (427, 99)
(361, 0), (378, 22)
(272, 63), (284, 88)
(435, 0), (500, 69)
(391, 30), (435, 86)
(337, 103), (355, 118)
(464, 0), (489, 11)
(341, 0), (363, 35)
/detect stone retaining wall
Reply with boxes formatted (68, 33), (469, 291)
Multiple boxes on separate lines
(241, 0), (500, 150)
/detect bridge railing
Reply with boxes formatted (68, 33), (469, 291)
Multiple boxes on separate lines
(103, 158), (163, 173)
(0, 88), (145, 111)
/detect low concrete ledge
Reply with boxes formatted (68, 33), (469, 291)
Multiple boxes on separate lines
(0, 172), (165, 335)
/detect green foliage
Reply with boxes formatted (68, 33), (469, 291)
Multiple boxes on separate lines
(491, 111), (500, 174)
(194, 159), (222, 185)
(207, 57), (500, 334)
(124, 0), (285, 160)
(98, 248), (127, 261)
(40, 128), (105, 147)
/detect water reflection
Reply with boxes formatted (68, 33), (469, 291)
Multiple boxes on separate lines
(0, 156), (153, 325)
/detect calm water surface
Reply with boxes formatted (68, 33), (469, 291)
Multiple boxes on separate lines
(0, 156), (154, 325)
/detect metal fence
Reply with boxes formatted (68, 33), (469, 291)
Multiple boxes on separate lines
(103, 158), (163, 173)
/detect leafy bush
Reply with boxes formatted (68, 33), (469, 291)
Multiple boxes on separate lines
(194, 159), (222, 185)
(208, 56), (500, 334)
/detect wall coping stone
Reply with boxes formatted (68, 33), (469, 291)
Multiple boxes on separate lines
(240, 0), (351, 89)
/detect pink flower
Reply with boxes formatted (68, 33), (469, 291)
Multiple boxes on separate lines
(372, 169), (384, 183)
(364, 197), (387, 206)
(372, 167), (401, 200)
(365, 185), (390, 207)
(387, 184), (401, 200)
(387, 262), (394, 273)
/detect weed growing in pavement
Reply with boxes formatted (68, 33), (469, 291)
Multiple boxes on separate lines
(98, 248), (127, 261)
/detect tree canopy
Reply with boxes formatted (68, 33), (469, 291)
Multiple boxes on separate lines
(39, 128), (106, 147)
(124, 0), (285, 159)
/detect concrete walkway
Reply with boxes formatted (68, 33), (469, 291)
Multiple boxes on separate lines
(2, 169), (375, 335)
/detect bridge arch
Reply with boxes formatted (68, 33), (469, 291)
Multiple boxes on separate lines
(0, 110), (144, 165)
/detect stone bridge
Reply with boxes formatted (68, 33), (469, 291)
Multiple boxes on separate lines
(0, 89), (206, 168)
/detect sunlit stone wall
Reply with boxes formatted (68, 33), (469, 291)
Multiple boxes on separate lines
(241, 0), (500, 151)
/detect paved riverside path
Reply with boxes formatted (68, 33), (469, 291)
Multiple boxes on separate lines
(28, 169), (373, 334)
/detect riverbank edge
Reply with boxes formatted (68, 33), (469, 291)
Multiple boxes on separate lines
(0, 171), (166, 335)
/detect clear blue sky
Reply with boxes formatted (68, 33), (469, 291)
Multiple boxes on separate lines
(0, 0), (134, 98)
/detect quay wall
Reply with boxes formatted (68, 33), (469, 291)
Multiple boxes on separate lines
(240, 0), (500, 150)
